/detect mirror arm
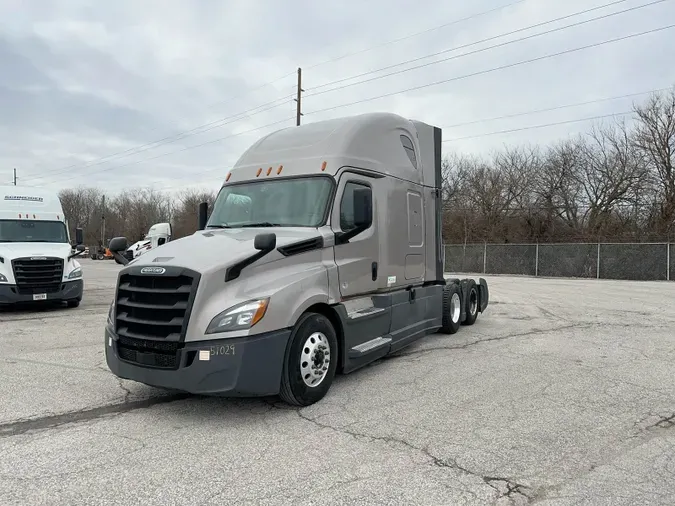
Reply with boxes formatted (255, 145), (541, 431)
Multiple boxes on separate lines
(335, 224), (368, 245)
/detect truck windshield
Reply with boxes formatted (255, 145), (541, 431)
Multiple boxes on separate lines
(0, 220), (69, 243)
(207, 176), (334, 228)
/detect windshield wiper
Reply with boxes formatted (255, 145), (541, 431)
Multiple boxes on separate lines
(206, 224), (232, 229)
(238, 222), (284, 228)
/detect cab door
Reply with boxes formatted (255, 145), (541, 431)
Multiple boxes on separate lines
(331, 171), (380, 299)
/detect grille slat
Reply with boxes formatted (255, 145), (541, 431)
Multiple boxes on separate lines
(114, 268), (199, 370)
(12, 257), (64, 294)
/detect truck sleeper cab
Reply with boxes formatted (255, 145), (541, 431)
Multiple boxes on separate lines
(0, 185), (86, 308)
(105, 112), (489, 406)
(122, 222), (173, 263)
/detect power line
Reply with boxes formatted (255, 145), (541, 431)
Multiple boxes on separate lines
(38, 25), (673, 187)
(151, 88), (673, 193)
(442, 86), (672, 129)
(303, 0), (526, 70)
(305, 23), (675, 117)
(41, 116), (296, 186)
(21, 93), (294, 183)
(49, 15), (671, 189)
(23, 2), (521, 183)
(443, 111), (634, 142)
(307, 0), (633, 93)
(304, 0), (665, 98)
(146, 109), (642, 194)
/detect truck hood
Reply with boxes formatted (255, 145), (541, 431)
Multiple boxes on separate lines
(0, 242), (72, 261)
(127, 240), (150, 251)
(127, 227), (324, 273)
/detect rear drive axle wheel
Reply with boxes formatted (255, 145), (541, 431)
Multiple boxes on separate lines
(463, 279), (479, 326)
(440, 283), (462, 334)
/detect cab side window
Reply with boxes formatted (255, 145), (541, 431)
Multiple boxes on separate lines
(340, 181), (371, 232)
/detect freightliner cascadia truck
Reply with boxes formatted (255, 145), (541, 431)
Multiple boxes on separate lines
(105, 112), (489, 406)
(0, 185), (86, 307)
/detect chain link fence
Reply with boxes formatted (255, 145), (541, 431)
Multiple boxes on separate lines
(444, 242), (674, 281)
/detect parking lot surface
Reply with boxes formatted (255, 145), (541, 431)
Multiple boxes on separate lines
(1, 259), (675, 505)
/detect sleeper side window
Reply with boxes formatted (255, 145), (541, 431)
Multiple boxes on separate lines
(400, 134), (418, 170)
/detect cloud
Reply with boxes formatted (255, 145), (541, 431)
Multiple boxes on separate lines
(0, 0), (673, 194)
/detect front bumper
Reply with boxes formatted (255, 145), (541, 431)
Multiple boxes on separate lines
(104, 325), (292, 397)
(0, 279), (83, 305)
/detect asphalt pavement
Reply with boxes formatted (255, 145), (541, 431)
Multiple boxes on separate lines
(1, 259), (675, 505)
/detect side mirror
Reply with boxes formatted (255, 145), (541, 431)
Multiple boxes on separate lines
(76, 244), (86, 252)
(108, 237), (129, 253)
(254, 233), (276, 252)
(75, 227), (84, 245)
(352, 187), (373, 229)
(198, 202), (208, 230)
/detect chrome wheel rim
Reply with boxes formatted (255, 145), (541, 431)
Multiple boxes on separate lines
(451, 292), (461, 323)
(300, 332), (331, 387)
(470, 289), (478, 315)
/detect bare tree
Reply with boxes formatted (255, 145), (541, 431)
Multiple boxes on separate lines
(632, 87), (675, 236)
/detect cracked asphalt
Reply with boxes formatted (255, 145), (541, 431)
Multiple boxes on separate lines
(1, 260), (675, 505)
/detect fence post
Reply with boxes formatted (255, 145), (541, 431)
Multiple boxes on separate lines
(535, 242), (539, 277)
(596, 243), (601, 279)
(667, 243), (670, 281)
(483, 242), (487, 274)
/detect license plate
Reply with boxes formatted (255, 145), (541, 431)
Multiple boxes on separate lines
(33, 293), (47, 301)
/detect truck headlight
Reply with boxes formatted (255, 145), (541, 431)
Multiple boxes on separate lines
(67, 267), (82, 280)
(0, 273), (7, 283)
(206, 298), (269, 334)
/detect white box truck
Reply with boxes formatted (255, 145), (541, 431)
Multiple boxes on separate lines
(104, 112), (489, 406)
(0, 185), (85, 307)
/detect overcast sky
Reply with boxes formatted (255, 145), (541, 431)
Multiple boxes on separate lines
(1, 0), (674, 195)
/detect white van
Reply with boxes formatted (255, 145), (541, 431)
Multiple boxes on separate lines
(0, 185), (85, 307)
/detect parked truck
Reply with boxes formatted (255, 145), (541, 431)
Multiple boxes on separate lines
(0, 185), (85, 307)
(104, 112), (489, 406)
(122, 222), (172, 262)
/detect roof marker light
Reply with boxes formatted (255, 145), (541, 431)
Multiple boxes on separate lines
(266, 166), (272, 176)
(256, 168), (262, 177)
(226, 172), (231, 182)
(321, 161), (327, 171)
(277, 165), (283, 175)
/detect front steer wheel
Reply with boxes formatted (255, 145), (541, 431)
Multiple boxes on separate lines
(279, 312), (339, 406)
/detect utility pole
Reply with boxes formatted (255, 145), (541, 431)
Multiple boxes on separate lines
(13, 168), (16, 186)
(294, 67), (303, 126)
(101, 195), (106, 248)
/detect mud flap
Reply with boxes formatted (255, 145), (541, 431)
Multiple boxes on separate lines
(478, 278), (489, 312)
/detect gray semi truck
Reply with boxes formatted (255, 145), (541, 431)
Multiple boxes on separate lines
(104, 112), (489, 406)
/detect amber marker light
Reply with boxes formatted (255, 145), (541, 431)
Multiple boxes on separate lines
(321, 161), (327, 171)
(256, 168), (262, 177)
(225, 172), (231, 182)
(277, 165), (283, 175)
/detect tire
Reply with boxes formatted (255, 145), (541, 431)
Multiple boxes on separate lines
(279, 312), (339, 406)
(463, 279), (479, 326)
(439, 283), (462, 334)
(97, 253), (104, 260)
(66, 299), (80, 308)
